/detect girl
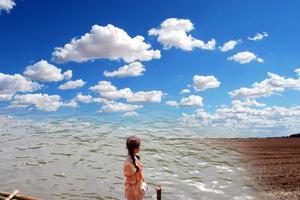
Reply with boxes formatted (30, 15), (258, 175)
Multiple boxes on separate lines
(123, 136), (146, 200)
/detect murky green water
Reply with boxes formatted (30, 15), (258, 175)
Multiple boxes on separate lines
(0, 116), (257, 199)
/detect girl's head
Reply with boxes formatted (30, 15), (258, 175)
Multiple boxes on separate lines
(126, 136), (141, 172)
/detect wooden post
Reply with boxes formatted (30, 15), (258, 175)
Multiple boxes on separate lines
(156, 185), (161, 200)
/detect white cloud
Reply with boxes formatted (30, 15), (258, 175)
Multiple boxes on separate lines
(248, 32), (268, 41)
(58, 79), (86, 90)
(181, 99), (300, 135)
(62, 100), (78, 108)
(123, 111), (139, 117)
(89, 81), (163, 103)
(201, 39), (216, 50)
(127, 91), (163, 103)
(52, 24), (161, 63)
(149, 18), (215, 51)
(295, 68), (300, 76)
(0, 93), (13, 101)
(74, 93), (92, 103)
(180, 88), (191, 94)
(63, 70), (73, 80)
(229, 71), (300, 99)
(193, 75), (221, 91)
(0, 0), (15, 13)
(219, 39), (241, 52)
(165, 101), (179, 107)
(9, 93), (63, 112)
(227, 51), (263, 64)
(23, 60), (65, 82)
(100, 101), (143, 113)
(180, 95), (203, 107)
(104, 62), (145, 78)
(0, 73), (41, 101)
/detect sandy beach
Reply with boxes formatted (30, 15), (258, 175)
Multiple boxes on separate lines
(205, 137), (300, 200)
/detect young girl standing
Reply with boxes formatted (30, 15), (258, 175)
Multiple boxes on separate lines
(123, 136), (145, 200)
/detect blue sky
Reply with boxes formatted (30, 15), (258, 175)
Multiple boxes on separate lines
(1, 0), (300, 136)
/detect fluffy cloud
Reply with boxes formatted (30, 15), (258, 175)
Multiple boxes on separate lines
(165, 101), (179, 107)
(0, 0), (15, 13)
(52, 24), (161, 63)
(23, 60), (65, 82)
(201, 39), (216, 50)
(295, 68), (300, 76)
(123, 111), (139, 117)
(74, 93), (92, 103)
(149, 18), (216, 51)
(0, 93), (13, 101)
(229, 71), (300, 98)
(181, 99), (300, 135)
(90, 81), (163, 103)
(227, 51), (263, 64)
(0, 73), (41, 101)
(104, 62), (145, 78)
(127, 91), (163, 103)
(180, 95), (203, 107)
(8, 93), (77, 111)
(58, 79), (86, 90)
(63, 70), (73, 80)
(219, 39), (241, 52)
(9, 93), (63, 112)
(180, 88), (191, 94)
(193, 75), (221, 91)
(248, 32), (268, 41)
(100, 101), (143, 113)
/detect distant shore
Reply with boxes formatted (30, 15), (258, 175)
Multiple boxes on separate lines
(204, 137), (300, 199)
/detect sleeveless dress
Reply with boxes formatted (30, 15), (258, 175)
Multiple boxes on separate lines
(123, 156), (144, 200)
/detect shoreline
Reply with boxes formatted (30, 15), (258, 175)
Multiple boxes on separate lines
(203, 137), (300, 199)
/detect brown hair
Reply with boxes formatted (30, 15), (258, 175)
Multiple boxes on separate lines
(126, 136), (141, 173)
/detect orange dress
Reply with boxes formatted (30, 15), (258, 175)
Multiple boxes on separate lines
(123, 156), (144, 200)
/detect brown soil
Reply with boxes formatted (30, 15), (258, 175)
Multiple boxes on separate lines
(206, 137), (300, 200)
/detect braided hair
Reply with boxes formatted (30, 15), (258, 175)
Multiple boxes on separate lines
(126, 136), (141, 173)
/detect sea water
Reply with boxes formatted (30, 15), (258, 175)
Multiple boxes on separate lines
(0, 116), (257, 200)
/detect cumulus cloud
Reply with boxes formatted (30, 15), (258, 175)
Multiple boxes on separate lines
(0, 0), (15, 13)
(219, 39), (241, 52)
(89, 81), (163, 103)
(227, 51), (263, 64)
(181, 99), (300, 135)
(63, 100), (78, 108)
(9, 93), (63, 112)
(123, 111), (139, 117)
(149, 18), (216, 51)
(58, 79), (86, 90)
(165, 101), (179, 107)
(74, 93), (92, 103)
(0, 93), (13, 101)
(180, 95), (203, 107)
(52, 24), (160, 63)
(229, 70), (300, 98)
(63, 70), (73, 80)
(8, 93), (77, 111)
(23, 60), (65, 82)
(99, 101), (143, 113)
(0, 73), (41, 101)
(295, 68), (300, 76)
(104, 62), (145, 78)
(180, 88), (191, 94)
(248, 32), (268, 41)
(127, 91), (163, 103)
(193, 75), (221, 91)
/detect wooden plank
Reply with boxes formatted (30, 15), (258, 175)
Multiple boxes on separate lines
(0, 192), (42, 200)
(5, 190), (19, 200)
